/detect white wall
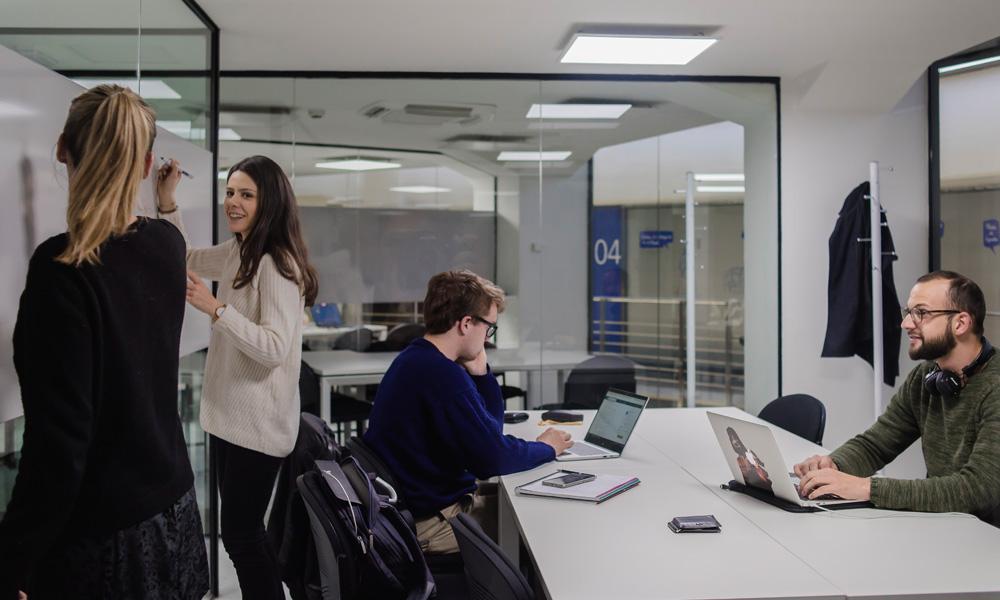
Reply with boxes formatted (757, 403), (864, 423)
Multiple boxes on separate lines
(781, 75), (929, 477)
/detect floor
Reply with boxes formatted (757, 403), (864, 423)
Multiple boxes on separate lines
(212, 539), (293, 600)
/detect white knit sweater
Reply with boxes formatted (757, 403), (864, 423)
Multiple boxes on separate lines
(162, 211), (303, 457)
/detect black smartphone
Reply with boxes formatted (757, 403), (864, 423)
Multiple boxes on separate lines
(542, 472), (596, 488)
(503, 411), (529, 424)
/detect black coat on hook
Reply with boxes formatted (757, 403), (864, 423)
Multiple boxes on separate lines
(822, 181), (902, 386)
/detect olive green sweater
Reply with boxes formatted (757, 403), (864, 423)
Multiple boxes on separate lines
(830, 354), (1000, 525)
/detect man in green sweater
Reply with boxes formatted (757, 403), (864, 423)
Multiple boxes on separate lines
(795, 271), (1000, 525)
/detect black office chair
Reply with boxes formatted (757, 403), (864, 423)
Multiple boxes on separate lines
(332, 326), (373, 351)
(369, 322), (427, 352)
(347, 437), (403, 506)
(346, 436), (468, 598)
(539, 354), (637, 410)
(299, 360), (372, 444)
(758, 394), (826, 445)
(450, 513), (534, 600)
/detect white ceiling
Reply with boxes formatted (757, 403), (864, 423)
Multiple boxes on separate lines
(199, 0), (1000, 113)
(6, 0), (1000, 114)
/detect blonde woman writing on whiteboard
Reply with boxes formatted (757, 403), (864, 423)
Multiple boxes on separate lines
(157, 155), (318, 600)
(0, 85), (208, 599)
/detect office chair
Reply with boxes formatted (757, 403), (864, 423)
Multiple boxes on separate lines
(369, 322), (427, 352)
(297, 471), (349, 600)
(332, 326), (373, 351)
(758, 393), (827, 445)
(450, 513), (535, 600)
(299, 360), (372, 444)
(539, 354), (637, 410)
(347, 436), (469, 598)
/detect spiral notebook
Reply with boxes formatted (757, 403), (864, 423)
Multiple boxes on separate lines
(515, 471), (640, 503)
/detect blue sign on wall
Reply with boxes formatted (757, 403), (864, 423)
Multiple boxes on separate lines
(591, 207), (625, 353)
(984, 219), (1000, 254)
(639, 230), (673, 248)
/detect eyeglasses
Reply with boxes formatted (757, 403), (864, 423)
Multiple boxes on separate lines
(901, 307), (960, 325)
(473, 316), (498, 338)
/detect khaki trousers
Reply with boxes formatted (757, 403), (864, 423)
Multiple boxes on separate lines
(414, 485), (498, 554)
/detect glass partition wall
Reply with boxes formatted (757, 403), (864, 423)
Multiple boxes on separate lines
(932, 50), (1000, 340)
(0, 0), (219, 593)
(222, 75), (780, 412)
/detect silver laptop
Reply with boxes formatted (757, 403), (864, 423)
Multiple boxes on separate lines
(557, 389), (649, 461)
(706, 411), (865, 508)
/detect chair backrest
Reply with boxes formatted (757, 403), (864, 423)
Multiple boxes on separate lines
(758, 394), (826, 445)
(299, 360), (321, 419)
(450, 513), (534, 600)
(298, 472), (347, 600)
(385, 323), (426, 350)
(563, 354), (637, 410)
(268, 414), (342, 598)
(334, 327), (374, 351)
(348, 436), (405, 507)
(299, 458), (436, 600)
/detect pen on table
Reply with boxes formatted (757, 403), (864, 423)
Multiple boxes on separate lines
(159, 157), (193, 179)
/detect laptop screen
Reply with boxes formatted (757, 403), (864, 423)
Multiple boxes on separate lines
(584, 389), (648, 454)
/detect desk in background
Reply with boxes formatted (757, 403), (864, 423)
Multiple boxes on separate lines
(301, 347), (594, 422)
(499, 408), (1000, 599)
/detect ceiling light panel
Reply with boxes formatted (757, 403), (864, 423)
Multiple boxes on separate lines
(938, 54), (1000, 75)
(390, 186), (451, 194)
(561, 34), (717, 65)
(696, 185), (744, 193)
(694, 173), (744, 182)
(497, 151), (572, 161)
(526, 103), (631, 119)
(72, 78), (182, 99)
(315, 158), (402, 171)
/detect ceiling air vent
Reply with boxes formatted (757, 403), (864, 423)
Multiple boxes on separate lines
(443, 134), (532, 143)
(360, 101), (496, 126)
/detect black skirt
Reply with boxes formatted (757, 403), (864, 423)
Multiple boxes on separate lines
(30, 487), (209, 600)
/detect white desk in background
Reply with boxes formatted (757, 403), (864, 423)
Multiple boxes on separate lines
(301, 347), (594, 422)
(499, 409), (1000, 599)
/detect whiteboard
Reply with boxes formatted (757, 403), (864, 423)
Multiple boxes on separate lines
(0, 44), (212, 422)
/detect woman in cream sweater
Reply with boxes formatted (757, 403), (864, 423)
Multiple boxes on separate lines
(157, 155), (318, 600)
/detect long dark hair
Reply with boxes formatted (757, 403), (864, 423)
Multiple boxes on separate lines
(228, 155), (318, 306)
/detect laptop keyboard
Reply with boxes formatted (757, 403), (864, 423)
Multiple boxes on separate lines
(566, 441), (608, 456)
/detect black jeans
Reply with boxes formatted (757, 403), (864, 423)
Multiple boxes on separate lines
(212, 435), (284, 600)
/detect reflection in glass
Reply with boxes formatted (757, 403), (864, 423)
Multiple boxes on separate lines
(939, 62), (1000, 342)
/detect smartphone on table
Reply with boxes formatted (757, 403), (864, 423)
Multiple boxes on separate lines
(542, 471), (596, 488)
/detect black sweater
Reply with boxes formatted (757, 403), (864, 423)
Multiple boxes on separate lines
(0, 218), (194, 594)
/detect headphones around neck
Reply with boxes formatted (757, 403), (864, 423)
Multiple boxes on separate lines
(923, 337), (994, 397)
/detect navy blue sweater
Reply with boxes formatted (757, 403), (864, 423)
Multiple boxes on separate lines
(364, 339), (554, 517)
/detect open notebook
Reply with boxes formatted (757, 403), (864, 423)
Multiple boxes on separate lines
(515, 471), (640, 503)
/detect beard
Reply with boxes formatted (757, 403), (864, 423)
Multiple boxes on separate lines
(909, 326), (957, 361)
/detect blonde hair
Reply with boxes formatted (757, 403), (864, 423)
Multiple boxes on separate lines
(56, 84), (156, 266)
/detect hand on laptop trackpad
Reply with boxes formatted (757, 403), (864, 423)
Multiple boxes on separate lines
(794, 484), (841, 500)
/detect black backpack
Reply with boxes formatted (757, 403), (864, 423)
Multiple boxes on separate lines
(302, 455), (435, 600)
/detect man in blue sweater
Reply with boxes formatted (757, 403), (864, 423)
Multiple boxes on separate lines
(364, 270), (572, 553)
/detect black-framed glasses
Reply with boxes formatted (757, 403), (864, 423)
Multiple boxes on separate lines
(472, 315), (498, 337)
(902, 307), (960, 325)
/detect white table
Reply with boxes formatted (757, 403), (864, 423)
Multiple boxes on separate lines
(302, 347), (594, 422)
(499, 408), (1000, 599)
(499, 411), (841, 600)
(637, 408), (1000, 599)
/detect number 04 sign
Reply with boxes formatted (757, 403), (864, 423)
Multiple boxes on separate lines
(593, 238), (621, 265)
